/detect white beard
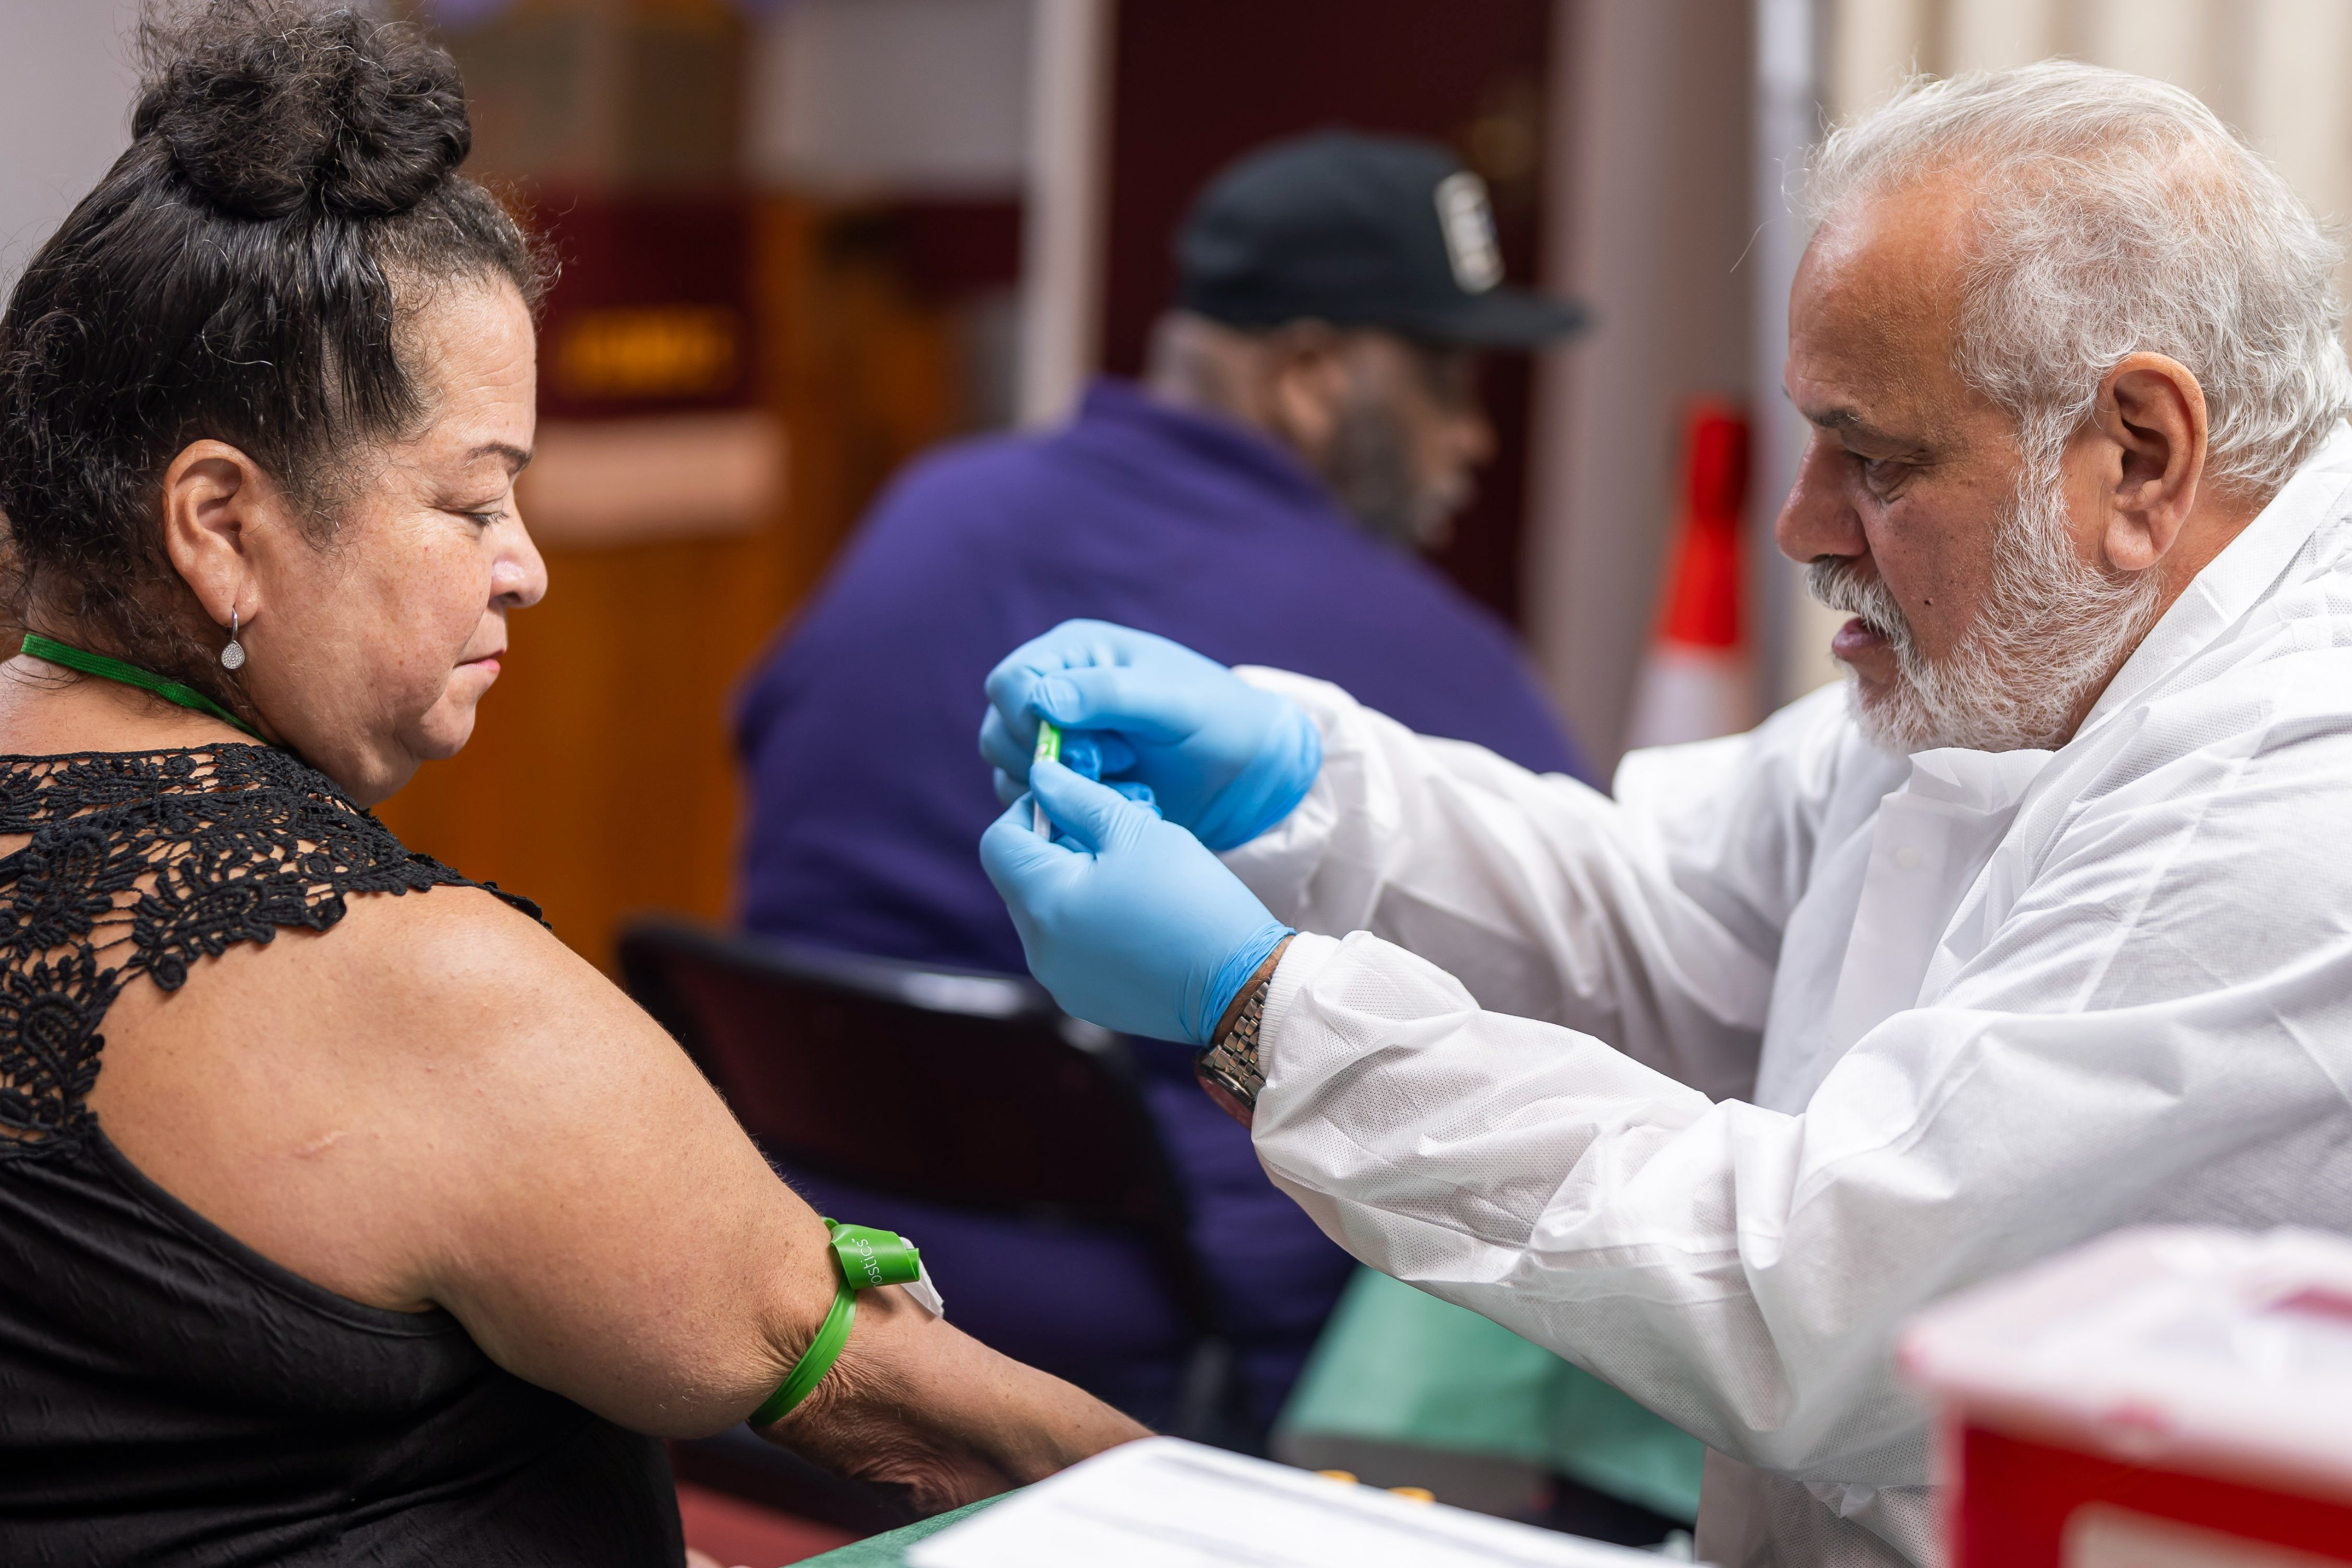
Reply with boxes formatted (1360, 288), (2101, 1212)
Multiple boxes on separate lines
(1806, 464), (2164, 754)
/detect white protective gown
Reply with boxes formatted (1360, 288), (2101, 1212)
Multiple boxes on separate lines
(1223, 425), (2352, 1567)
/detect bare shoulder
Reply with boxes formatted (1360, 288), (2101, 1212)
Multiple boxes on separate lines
(91, 878), (707, 1311)
(299, 878), (636, 1056)
(128, 876), (641, 1091)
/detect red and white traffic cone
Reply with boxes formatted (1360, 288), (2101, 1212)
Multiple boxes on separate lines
(1624, 401), (1757, 749)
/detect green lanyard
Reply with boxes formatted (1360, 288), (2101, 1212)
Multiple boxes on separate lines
(19, 633), (266, 742)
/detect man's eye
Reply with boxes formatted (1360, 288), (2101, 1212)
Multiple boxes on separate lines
(1858, 456), (1907, 496)
(465, 509), (506, 527)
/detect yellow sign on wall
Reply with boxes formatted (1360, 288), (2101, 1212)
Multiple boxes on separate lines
(551, 305), (744, 401)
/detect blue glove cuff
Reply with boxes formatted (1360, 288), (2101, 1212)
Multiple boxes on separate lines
(1193, 706), (1324, 852)
(1189, 919), (1292, 1047)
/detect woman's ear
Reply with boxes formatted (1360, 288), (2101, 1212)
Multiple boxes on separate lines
(158, 439), (273, 631)
(2094, 352), (2206, 575)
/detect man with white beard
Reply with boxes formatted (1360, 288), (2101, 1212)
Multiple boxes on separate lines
(970, 63), (2352, 1567)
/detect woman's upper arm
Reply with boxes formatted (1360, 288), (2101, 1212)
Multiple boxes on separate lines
(95, 881), (1144, 1503)
(339, 891), (832, 1435)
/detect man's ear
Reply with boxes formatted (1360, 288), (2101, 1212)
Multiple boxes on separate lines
(1258, 321), (1351, 466)
(2092, 351), (2207, 574)
(157, 439), (272, 632)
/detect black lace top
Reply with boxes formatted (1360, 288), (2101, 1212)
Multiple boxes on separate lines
(0, 747), (683, 1565)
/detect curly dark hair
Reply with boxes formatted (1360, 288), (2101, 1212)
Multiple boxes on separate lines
(0, 0), (547, 719)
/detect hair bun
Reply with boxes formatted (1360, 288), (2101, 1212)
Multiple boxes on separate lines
(131, 1), (470, 221)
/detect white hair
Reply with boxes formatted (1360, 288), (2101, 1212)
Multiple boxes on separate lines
(1808, 60), (2352, 498)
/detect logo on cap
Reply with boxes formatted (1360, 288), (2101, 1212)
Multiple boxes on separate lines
(1434, 172), (1503, 295)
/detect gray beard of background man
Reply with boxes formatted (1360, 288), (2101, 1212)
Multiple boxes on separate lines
(1324, 389), (1471, 549)
(1808, 447), (2166, 754)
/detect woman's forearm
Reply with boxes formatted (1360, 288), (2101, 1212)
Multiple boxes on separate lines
(760, 1285), (1146, 1512)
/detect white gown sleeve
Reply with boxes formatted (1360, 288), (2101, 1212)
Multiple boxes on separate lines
(1222, 671), (1867, 1101)
(1246, 707), (2352, 1486)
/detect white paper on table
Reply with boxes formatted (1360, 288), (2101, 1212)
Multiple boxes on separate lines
(905, 1437), (1681, 1568)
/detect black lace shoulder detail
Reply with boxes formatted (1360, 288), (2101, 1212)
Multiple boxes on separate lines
(0, 746), (540, 1161)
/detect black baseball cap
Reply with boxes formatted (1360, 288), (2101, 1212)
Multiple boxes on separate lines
(1174, 130), (1589, 348)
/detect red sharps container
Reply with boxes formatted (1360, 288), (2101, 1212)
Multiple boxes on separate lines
(1901, 1228), (2352, 1567)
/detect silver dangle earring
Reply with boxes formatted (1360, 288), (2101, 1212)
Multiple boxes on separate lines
(220, 609), (246, 671)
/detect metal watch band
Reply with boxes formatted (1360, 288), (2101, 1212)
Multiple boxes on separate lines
(1194, 971), (1271, 1124)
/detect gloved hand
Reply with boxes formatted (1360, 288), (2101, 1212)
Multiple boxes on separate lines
(979, 620), (1322, 851)
(980, 756), (1292, 1044)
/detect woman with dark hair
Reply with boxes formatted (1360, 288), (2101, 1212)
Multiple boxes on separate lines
(0, 3), (1142, 1561)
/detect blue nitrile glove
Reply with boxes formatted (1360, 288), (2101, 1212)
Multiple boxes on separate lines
(978, 620), (1322, 851)
(980, 756), (1291, 1045)
(1048, 733), (1161, 814)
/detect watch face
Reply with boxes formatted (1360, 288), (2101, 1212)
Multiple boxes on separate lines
(1194, 1055), (1258, 1130)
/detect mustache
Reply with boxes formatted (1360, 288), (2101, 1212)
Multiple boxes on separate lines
(1805, 558), (1913, 649)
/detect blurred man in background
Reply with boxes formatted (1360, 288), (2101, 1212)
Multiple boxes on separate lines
(731, 131), (1587, 1439)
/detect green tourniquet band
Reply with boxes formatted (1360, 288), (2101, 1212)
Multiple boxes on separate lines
(752, 1272), (857, 1426)
(21, 633), (264, 742)
(749, 1218), (926, 1427)
(829, 1222), (925, 1290)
